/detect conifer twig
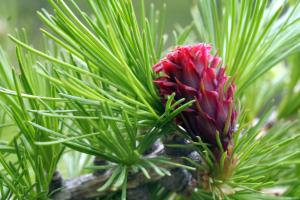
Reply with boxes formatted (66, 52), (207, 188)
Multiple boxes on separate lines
(52, 141), (197, 200)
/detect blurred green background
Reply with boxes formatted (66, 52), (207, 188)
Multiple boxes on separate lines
(0, 0), (192, 51)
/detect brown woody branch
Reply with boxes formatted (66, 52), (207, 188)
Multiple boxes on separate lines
(51, 137), (199, 200)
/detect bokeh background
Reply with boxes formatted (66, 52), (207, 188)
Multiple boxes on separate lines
(0, 0), (192, 52)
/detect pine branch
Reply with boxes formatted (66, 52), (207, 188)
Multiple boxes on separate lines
(2, 0), (300, 199)
(52, 139), (198, 200)
(52, 171), (111, 200)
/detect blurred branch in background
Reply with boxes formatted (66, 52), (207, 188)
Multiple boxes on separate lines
(278, 53), (300, 118)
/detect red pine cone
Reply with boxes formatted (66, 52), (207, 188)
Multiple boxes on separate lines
(153, 44), (237, 151)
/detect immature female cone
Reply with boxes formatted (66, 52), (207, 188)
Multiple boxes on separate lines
(153, 44), (237, 153)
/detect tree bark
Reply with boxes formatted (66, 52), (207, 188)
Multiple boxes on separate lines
(51, 137), (199, 200)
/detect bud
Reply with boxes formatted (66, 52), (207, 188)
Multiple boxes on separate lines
(153, 44), (237, 152)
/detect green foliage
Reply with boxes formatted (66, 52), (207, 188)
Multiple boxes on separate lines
(192, 0), (300, 95)
(190, 108), (300, 199)
(0, 0), (300, 200)
(0, 31), (64, 198)
(2, 0), (194, 199)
